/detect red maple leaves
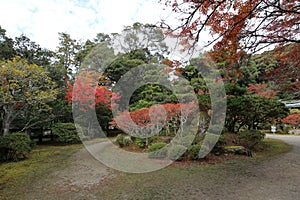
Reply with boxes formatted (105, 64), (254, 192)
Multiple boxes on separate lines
(247, 83), (277, 98)
(65, 71), (118, 111)
(160, 0), (300, 67)
(111, 102), (197, 134)
(282, 114), (300, 126)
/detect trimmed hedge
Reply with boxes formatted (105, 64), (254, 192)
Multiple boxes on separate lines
(0, 132), (33, 161)
(51, 123), (81, 144)
(238, 130), (265, 150)
(148, 142), (168, 158)
(115, 134), (132, 147)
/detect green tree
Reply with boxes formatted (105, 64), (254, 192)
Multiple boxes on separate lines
(112, 22), (168, 57)
(55, 32), (81, 76)
(238, 53), (278, 86)
(0, 26), (15, 61)
(0, 57), (58, 136)
(14, 34), (53, 66)
(226, 95), (289, 132)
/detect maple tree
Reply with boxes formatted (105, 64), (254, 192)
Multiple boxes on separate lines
(281, 113), (300, 128)
(160, 0), (300, 66)
(111, 102), (197, 146)
(264, 43), (300, 99)
(247, 83), (277, 98)
(65, 71), (121, 133)
(65, 72), (114, 111)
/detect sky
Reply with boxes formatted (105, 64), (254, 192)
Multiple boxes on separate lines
(0, 0), (173, 50)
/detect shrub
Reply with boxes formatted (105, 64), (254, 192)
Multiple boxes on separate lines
(115, 134), (132, 147)
(0, 132), (33, 161)
(134, 136), (157, 148)
(172, 135), (196, 147)
(167, 145), (187, 161)
(51, 123), (81, 144)
(187, 143), (210, 160)
(192, 135), (204, 145)
(115, 134), (124, 147)
(224, 146), (247, 155)
(283, 125), (292, 134)
(187, 144), (202, 160)
(123, 136), (132, 146)
(202, 133), (226, 155)
(148, 142), (168, 158)
(238, 130), (265, 150)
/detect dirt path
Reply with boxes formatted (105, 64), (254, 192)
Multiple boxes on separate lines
(212, 134), (300, 200)
(19, 135), (300, 199)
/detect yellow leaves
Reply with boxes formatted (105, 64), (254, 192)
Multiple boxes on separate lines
(0, 56), (58, 107)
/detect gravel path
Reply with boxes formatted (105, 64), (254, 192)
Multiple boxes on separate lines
(211, 134), (300, 200)
(19, 134), (300, 199)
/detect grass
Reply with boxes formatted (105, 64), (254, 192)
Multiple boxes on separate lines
(0, 143), (83, 199)
(93, 138), (292, 199)
(0, 138), (291, 199)
(254, 138), (292, 158)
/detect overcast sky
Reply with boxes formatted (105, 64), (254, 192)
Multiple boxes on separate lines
(0, 0), (172, 50)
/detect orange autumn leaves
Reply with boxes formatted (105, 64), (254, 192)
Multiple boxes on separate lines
(161, 0), (300, 67)
(65, 71), (197, 131)
(110, 102), (197, 134)
(65, 72), (118, 111)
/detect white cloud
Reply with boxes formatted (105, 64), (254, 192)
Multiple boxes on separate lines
(0, 0), (165, 50)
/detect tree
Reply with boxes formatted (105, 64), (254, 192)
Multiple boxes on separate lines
(0, 57), (58, 136)
(14, 34), (53, 66)
(160, 0), (299, 66)
(238, 52), (279, 86)
(65, 71), (113, 110)
(225, 95), (289, 132)
(111, 102), (197, 146)
(65, 71), (119, 133)
(264, 43), (300, 99)
(282, 113), (300, 128)
(247, 83), (277, 98)
(0, 26), (15, 61)
(55, 32), (82, 76)
(112, 22), (168, 57)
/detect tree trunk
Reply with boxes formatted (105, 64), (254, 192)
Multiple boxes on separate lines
(3, 122), (10, 136)
(38, 127), (43, 143)
(2, 115), (11, 136)
(2, 105), (13, 136)
(50, 130), (54, 141)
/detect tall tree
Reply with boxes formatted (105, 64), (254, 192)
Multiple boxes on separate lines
(55, 32), (81, 77)
(0, 57), (58, 136)
(160, 0), (300, 66)
(225, 95), (289, 132)
(0, 26), (15, 61)
(112, 22), (168, 58)
(14, 34), (53, 66)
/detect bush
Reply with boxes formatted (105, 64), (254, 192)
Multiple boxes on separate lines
(51, 123), (81, 144)
(187, 143), (210, 160)
(123, 136), (132, 146)
(224, 146), (247, 155)
(115, 134), (132, 147)
(134, 136), (157, 148)
(202, 133), (226, 155)
(238, 130), (265, 150)
(148, 142), (168, 158)
(0, 132), (33, 161)
(192, 135), (204, 145)
(187, 144), (202, 160)
(283, 125), (292, 134)
(167, 145), (187, 161)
